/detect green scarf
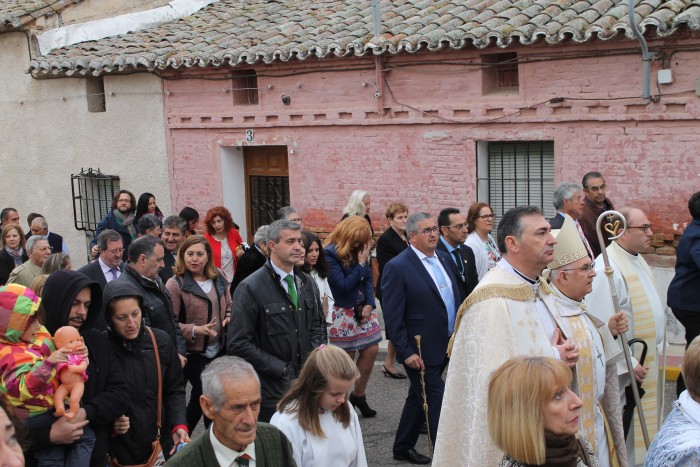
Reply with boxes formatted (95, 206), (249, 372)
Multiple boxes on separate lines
(113, 209), (138, 240)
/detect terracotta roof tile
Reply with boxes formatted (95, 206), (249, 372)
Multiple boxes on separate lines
(27, 0), (700, 76)
(0, 0), (83, 32)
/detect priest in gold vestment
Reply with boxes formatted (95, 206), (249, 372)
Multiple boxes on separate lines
(546, 214), (628, 467)
(433, 206), (581, 466)
(587, 207), (666, 466)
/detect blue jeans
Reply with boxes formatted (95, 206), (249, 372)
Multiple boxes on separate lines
(25, 410), (96, 467)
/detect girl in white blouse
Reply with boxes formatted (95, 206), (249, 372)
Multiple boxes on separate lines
(270, 345), (368, 467)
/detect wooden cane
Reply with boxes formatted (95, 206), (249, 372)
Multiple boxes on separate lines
(414, 335), (433, 454)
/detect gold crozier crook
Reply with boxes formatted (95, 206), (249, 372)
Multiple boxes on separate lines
(595, 210), (650, 448)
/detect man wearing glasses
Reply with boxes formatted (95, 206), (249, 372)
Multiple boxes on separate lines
(382, 212), (461, 464)
(587, 207), (666, 465)
(436, 207), (479, 301)
(547, 215), (629, 467)
(579, 171), (616, 258)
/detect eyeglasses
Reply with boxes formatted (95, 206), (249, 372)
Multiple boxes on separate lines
(289, 217), (303, 224)
(449, 223), (467, 230)
(562, 261), (595, 273)
(626, 224), (653, 233)
(479, 214), (495, 220)
(108, 248), (125, 255)
(419, 226), (439, 235)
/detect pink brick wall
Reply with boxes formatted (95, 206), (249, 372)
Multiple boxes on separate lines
(161, 33), (700, 242)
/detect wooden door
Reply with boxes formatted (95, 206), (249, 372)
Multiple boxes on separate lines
(244, 146), (290, 244)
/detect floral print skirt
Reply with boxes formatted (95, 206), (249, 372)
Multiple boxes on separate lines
(328, 305), (382, 352)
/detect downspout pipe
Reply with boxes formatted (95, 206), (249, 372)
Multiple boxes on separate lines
(371, 0), (385, 109)
(627, 0), (652, 100)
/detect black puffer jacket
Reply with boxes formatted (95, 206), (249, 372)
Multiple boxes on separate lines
(227, 261), (327, 413)
(103, 280), (187, 464)
(117, 264), (187, 356)
(27, 270), (127, 467)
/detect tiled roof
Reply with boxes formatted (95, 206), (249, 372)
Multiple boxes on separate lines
(28, 0), (700, 76)
(0, 0), (82, 32)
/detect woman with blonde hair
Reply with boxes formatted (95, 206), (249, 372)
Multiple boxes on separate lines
(271, 345), (367, 467)
(488, 356), (598, 467)
(325, 216), (382, 418)
(0, 224), (28, 286)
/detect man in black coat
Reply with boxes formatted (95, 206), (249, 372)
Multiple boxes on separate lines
(116, 236), (187, 365)
(230, 225), (269, 295)
(159, 216), (187, 283)
(436, 208), (479, 302)
(227, 219), (326, 422)
(30, 270), (128, 467)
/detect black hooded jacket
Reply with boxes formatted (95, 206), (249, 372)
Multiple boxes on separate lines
(103, 280), (187, 463)
(27, 270), (128, 467)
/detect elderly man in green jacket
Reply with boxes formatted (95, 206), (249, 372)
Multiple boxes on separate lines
(166, 356), (296, 467)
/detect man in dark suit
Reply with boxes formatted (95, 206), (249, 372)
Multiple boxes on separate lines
(159, 215), (187, 282)
(78, 229), (124, 327)
(549, 181), (593, 257)
(436, 207), (479, 302)
(382, 212), (461, 464)
(230, 225), (269, 295)
(27, 215), (69, 255)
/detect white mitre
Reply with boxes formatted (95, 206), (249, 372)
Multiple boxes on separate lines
(547, 214), (588, 270)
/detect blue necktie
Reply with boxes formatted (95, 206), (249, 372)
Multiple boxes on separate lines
(426, 256), (456, 333)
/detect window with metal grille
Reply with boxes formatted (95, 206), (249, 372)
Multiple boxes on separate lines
(476, 141), (555, 227)
(233, 70), (259, 105)
(481, 52), (519, 94)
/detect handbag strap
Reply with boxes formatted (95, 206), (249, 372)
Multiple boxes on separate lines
(146, 327), (162, 439)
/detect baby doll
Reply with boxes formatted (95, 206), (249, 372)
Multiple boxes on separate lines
(53, 326), (89, 419)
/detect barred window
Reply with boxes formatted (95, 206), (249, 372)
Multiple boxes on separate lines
(476, 141), (555, 227)
(233, 70), (259, 105)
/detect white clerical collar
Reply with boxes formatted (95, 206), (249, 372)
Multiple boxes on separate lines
(550, 283), (586, 315)
(679, 390), (700, 427)
(209, 425), (256, 467)
(498, 258), (539, 285)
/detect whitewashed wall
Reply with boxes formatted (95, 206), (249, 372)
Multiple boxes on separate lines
(0, 32), (170, 267)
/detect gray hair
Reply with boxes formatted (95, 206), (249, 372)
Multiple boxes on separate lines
(128, 235), (163, 262)
(342, 190), (369, 217)
(202, 356), (259, 410)
(552, 182), (582, 210)
(97, 229), (123, 251)
(26, 235), (48, 251)
(496, 206), (543, 253)
(276, 206), (297, 220)
(267, 219), (301, 243)
(162, 215), (187, 234)
(137, 214), (162, 236)
(254, 225), (270, 245)
(30, 217), (48, 230)
(41, 253), (70, 274)
(406, 212), (432, 236)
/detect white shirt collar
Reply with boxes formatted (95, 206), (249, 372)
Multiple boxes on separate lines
(410, 244), (434, 261)
(679, 390), (700, 427)
(209, 425), (256, 467)
(269, 259), (293, 280)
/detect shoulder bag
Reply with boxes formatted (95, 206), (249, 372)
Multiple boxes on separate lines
(109, 327), (163, 467)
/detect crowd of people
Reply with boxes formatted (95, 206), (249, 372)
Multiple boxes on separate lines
(0, 174), (698, 466)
